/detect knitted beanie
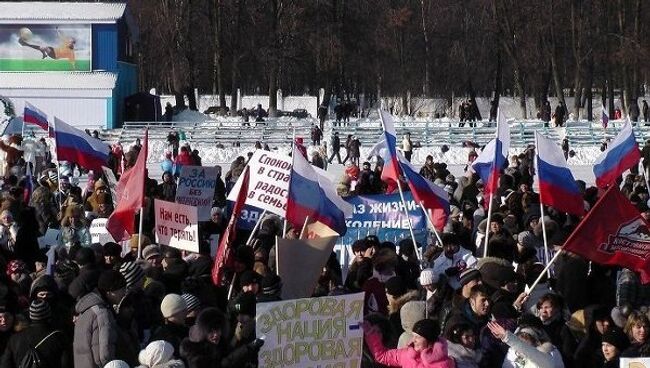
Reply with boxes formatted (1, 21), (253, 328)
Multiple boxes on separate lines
(29, 299), (51, 321)
(160, 294), (187, 318)
(119, 261), (145, 288)
(419, 268), (438, 286)
(181, 293), (201, 313)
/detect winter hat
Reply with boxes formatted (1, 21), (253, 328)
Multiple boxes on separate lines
(233, 291), (256, 317)
(239, 270), (262, 286)
(29, 299), (51, 321)
(517, 231), (538, 248)
(419, 268), (438, 286)
(129, 234), (151, 251)
(138, 340), (175, 367)
(515, 327), (541, 342)
(119, 261), (145, 289)
(412, 319), (440, 342)
(400, 301), (426, 333)
(6, 259), (26, 276)
(189, 307), (227, 343)
(142, 244), (161, 260)
(384, 276), (407, 297)
(97, 270), (127, 293)
(103, 242), (122, 258)
(459, 268), (481, 287)
(54, 259), (78, 285)
(181, 293), (201, 313)
(160, 293), (187, 318)
(103, 360), (130, 368)
(601, 327), (630, 351)
(260, 273), (282, 296)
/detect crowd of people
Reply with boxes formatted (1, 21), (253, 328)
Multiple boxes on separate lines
(0, 121), (649, 368)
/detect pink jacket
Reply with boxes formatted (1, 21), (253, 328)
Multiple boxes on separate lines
(365, 330), (456, 368)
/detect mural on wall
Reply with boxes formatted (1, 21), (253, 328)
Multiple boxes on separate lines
(0, 24), (91, 71)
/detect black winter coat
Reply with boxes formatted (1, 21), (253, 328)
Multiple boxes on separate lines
(0, 322), (71, 368)
(180, 338), (254, 368)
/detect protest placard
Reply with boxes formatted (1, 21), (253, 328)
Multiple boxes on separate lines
(37, 228), (60, 249)
(228, 150), (291, 217)
(256, 292), (364, 368)
(620, 358), (650, 367)
(89, 218), (116, 245)
(175, 165), (218, 221)
(101, 166), (119, 205)
(154, 199), (199, 252)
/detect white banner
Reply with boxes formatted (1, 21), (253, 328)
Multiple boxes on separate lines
(175, 165), (218, 221)
(154, 199), (199, 253)
(228, 150), (291, 217)
(256, 293), (364, 368)
(620, 358), (650, 367)
(89, 218), (116, 245)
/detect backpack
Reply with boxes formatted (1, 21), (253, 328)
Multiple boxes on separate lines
(18, 330), (59, 368)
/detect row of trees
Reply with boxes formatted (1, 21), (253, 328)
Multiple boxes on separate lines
(115, 1), (650, 118)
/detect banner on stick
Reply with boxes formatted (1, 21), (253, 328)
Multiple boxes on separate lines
(228, 150), (291, 217)
(89, 218), (116, 245)
(175, 165), (218, 221)
(154, 199), (199, 252)
(256, 292), (364, 368)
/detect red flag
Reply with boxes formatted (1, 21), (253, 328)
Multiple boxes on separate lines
(563, 185), (650, 283)
(106, 130), (148, 241)
(212, 165), (250, 286)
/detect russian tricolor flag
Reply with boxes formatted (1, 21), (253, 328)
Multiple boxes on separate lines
(52, 117), (110, 171)
(400, 155), (450, 229)
(471, 111), (510, 197)
(593, 119), (641, 188)
(286, 146), (353, 236)
(379, 110), (402, 183)
(23, 102), (48, 131)
(535, 132), (584, 216)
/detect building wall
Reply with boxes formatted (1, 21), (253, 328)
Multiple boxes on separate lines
(2, 93), (109, 128)
(92, 24), (118, 71)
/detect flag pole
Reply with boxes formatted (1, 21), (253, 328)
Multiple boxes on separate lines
(51, 117), (63, 211)
(482, 193), (493, 257)
(299, 216), (310, 239)
(527, 248), (563, 294)
(396, 178), (421, 262)
(137, 207), (144, 259)
(246, 209), (267, 246)
(418, 201), (444, 247)
(227, 273), (237, 300)
(534, 132), (551, 276)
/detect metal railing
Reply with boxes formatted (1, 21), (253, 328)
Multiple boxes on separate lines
(114, 118), (650, 148)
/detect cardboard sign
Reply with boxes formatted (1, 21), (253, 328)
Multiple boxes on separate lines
(175, 165), (218, 221)
(89, 218), (116, 245)
(228, 150), (291, 217)
(620, 358), (650, 368)
(37, 228), (60, 249)
(256, 293), (364, 368)
(154, 199), (199, 252)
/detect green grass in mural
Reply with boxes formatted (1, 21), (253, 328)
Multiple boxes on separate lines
(0, 58), (91, 71)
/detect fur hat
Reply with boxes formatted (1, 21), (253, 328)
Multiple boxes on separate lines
(129, 234), (151, 251)
(142, 244), (161, 260)
(97, 270), (126, 293)
(189, 307), (227, 343)
(160, 294), (187, 318)
(400, 301), (426, 332)
(95, 192), (111, 205)
(601, 327), (629, 351)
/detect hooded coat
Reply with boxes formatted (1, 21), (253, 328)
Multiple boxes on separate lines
(398, 301), (427, 348)
(73, 291), (118, 368)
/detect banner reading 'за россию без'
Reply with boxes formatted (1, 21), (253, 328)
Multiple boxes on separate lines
(256, 292), (364, 368)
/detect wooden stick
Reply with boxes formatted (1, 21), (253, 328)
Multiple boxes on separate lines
(418, 201), (444, 247)
(396, 179), (421, 262)
(299, 216), (310, 239)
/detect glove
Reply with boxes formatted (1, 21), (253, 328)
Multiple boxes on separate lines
(248, 338), (265, 351)
(445, 266), (460, 277)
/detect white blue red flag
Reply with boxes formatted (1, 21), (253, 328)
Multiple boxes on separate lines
(593, 120), (640, 188)
(52, 117), (109, 171)
(471, 111), (510, 197)
(535, 132), (583, 216)
(379, 110), (402, 183)
(23, 102), (48, 131)
(286, 146), (352, 235)
(400, 155), (450, 229)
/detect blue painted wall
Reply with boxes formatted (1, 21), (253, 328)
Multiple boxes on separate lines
(92, 23), (138, 128)
(92, 24), (118, 71)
